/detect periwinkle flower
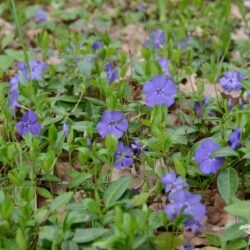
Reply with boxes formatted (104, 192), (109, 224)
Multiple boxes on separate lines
(143, 74), (177, 107)
(193, 98), (209, 117)
(145, 30), (165, 49)
(227, 98), (233, 110)
(229, 127), (241, 149)
(194, 139), (224, 174)
(97, 110), (128, 139)
(16, 110), (41, 137)
(131, 138), (144, 155)
(160, 172), (189, 193)
(92, 40), (103, 51)
(239, 98), (243, 108)
(164, 189), (206, 232)
(34, 9), (47, 22)
(18, 60), (47, 82)
(8, 75), (21, 116)
(114, 142), (133, 169)
(219, 71), (245, 93)
(104, 61), (118, 84)
(8, 88), (20, 116)
(158, 58), (171, 77)
(63, 123), (69, 138)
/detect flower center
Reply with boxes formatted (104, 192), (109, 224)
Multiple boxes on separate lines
(24, 122), (29, 128)
(156, 88), (163, 95)
(109, 120), (116, 126)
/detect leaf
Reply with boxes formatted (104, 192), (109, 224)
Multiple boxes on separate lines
(49, 192), (73, 212)
(153, 232), (184, 250)
(36, 187), (52, 199)
(103, 176), (132, 207)
(217, 167), (238, 204)
(224, 201), (250, 222)
(77, 59), (92, 77)
(211, 147), (239, 157)
(72, 121), (94, 132)
(132, 192), (149, 206)
(73, 228), (108, 243)
(0, 55), (13, 71)
(220, 223), (246, 242)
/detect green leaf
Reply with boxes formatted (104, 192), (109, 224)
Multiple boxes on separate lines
(153, 232), (184, 250)
(211, 147), (239, 157)
(225, 201), (250, 222)
(50, 192), (73, 212)
(103, 176), (132, 207)
(132, 192), (149, 206)
(73, 228), (108, 243)
(217, 167), (238, 204)
(37, 187), (52, 199)
(0, 55), (13, 71)
(220, 223), (245, 242)
(77, 59), (92, 77)
(105, 135), (118, 154)
(225, 239), (248, 250)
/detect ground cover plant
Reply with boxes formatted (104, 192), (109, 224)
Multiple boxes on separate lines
(1, 0), (250, 249)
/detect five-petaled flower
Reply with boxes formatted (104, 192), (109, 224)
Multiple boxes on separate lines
(145, 30), (165, 49)
(229, 127), (241, 149)
(114, 142), (133, 169)
(16, 110), (41, 137)
(164, 189), (206, 233)
(97, 110), (128, 139)
(194, 139), (224, 174)
(219, 71), (245, 93)
(143, 74), (177, 107)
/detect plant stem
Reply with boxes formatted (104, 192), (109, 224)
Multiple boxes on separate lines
(9, 0), (30, 68)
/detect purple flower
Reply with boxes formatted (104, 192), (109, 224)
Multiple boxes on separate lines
(97, 110), (128, 139)
(131, 138), (144, 155)
(227, 98), (233, 110)
(160, 173), (189, 193)
(193, 98), (209, 117)
(104, 62), (118, 84)
(239, 98), (243, 108)
(219, 71), (245, 93)
(229, 127), (241, 149)
(145, 30), (165, 49)
(164, 190), (206, 232)
(18, 60), (47, 82)
(34, 9), (47, 22)
(92, 41), (103, 51)
(143, 74), (177, 107)
(114, 142), (133, 169)
(8, 88), (20, 116)
(158, 58), (171, 77)
(63, 123), (69, 138)
(8, 75), (21, 116)
(194, 139), (224, 174)
(16, 110), (41, 137)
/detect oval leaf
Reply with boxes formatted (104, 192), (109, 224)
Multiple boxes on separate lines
(217, 167), (238, 204)
(73, 228), (108, 243)
(103, 176), (132, 207)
